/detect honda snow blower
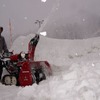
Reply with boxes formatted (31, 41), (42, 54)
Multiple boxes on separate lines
(0, 34), (52, 86)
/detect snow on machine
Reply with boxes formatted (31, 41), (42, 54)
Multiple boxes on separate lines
(0, 34), (52, 86)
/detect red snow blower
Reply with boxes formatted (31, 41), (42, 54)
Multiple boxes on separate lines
(0, 34), (52, 86)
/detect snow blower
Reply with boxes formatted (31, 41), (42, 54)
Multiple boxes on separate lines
(0, 34), (52, 86)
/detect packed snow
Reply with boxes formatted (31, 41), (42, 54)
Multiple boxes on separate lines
(1, 34), (100, 100)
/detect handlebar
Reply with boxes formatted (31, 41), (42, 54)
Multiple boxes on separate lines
(0, 52), (13, 59)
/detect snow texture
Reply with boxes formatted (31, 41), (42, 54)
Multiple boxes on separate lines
(1, 34), (100, 100)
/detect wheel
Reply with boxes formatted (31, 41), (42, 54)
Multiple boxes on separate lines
(11, 76), (17, 85)
(2, 75), (11, 85)
(2, 75), (18, 85)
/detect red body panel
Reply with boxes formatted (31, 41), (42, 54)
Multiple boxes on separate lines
(4, 34), (52, 86)
(28, 43), (35, 61)
(18, 61), (33, 86)
(10, 54), (19, 61)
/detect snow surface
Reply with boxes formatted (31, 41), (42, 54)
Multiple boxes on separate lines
(1, 34), (100, 100)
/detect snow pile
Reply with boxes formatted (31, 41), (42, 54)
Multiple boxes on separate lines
(11, 34), (100, 66)
(1, 34), (100, 100)
(4, 61), (100, 100)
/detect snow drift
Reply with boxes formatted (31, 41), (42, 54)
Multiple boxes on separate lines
(10, 34), (100, 67)
(1, 34), (100, 100)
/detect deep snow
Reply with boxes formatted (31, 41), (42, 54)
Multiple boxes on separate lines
(0, 34), (100, 100)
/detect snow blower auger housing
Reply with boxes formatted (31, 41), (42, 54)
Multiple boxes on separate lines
(1, 34), (52, 86)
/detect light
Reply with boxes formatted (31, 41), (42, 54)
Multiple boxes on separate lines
(41, 0), (47, 3)
(40, 31), (47, 36)
(21, 52), (25, 58)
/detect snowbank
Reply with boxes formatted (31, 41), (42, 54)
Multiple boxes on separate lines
(10, 34), (100, 66)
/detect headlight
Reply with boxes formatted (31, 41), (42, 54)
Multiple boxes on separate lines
(21, 52), (25, 58)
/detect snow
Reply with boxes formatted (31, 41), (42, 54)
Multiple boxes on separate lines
(1, 34), (100, 100)
(40, 31), (47, 36)
(41, 0), (47, 3)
